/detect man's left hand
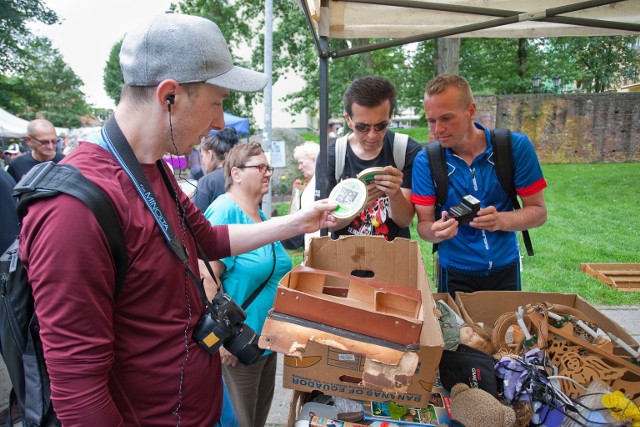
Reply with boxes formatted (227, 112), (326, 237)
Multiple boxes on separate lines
(373, 166), (404, 198)
(470, 206), (502, 231)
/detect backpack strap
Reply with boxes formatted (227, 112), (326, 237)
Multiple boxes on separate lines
(392, 132), (409, 171)
(334, 134), (349, 181)
(13, 161), (128, 296)
(425, 141), (448, 254)
(425, 141), (448, 221)
(491, 128), (534, 256)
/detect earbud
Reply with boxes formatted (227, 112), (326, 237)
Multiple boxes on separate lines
(166, 95), (175, 111)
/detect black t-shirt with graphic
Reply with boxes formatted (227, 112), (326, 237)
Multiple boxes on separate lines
(318, 130), (422, 241)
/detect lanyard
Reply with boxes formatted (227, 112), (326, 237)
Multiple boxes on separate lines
(101, 117), (213, 307)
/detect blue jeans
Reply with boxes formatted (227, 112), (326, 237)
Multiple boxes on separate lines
(214, 379), (239, 427)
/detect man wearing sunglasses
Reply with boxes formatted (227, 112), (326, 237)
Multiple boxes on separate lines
(7, 119), (64, 182)
(320, 75), (423, 241)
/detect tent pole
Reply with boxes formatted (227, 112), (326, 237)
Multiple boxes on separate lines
(318, 33), (330, 236)
(263, 0), (273, 219)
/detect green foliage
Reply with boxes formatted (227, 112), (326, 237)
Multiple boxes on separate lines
(393, 127), (428, 144)
(176, 0), (263, 125)
(417, 163), (640, 305)
(103, 39), (124, 106)
(298, 131), (319, 143)
(92, 108), (113, 123)
(403, 41), (436, 112)
(459, 36), (640, 94)
(0, 0), (58, 73)
(279, 163), (640, 306)
(521, 163), (640, 304)
(546, 36), (640, 93)
(0, 37), (91, 128)
(461, 38), (541, 94)
(104, 2), (640, 124)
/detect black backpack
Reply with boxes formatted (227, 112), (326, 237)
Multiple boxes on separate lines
(425, 128), (534, 256)
(0, 161), (127, 426)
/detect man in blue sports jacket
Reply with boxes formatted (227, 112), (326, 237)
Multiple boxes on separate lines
(412, 74), (547, 296)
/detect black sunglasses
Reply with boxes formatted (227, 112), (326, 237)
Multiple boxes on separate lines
(351, 120), (391, 133)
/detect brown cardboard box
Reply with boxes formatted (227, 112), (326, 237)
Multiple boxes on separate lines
(276, 236), (443, 408)
(455, 291), (640, 402)
(455, 291), (637, 346)
(433, 293), (462, 317)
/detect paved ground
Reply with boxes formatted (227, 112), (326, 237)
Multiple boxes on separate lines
(1, 306), (638, 426)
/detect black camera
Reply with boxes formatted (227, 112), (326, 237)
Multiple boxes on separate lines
(193, 291), (264, 366)
(446, 195), (481, 225)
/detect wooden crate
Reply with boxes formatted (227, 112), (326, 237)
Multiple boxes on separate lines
(580, 263), (640, 291)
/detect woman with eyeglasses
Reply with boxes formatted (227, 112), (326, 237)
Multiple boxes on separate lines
(193, 127), (240, 212)
(200, 141), (290, 427)
(7, 119), (64, 182)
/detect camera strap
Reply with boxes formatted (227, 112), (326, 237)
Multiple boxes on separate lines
(241, 243), (276, 310)
(101, 117), (215, 308)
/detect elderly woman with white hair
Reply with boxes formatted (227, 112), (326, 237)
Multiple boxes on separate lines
(289, 141), (320, 249)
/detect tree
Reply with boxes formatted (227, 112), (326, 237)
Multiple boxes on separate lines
(105, 2), (640, 128)
(459, 38), (543, 94)
(176, 1), (424, 125)
(0, 37), (91, 128)
(547, 36), (640, 93)
(436, 39), (460, 75)
(102, 1), (261, 124)
(103, 39), (124, 106)
(458, 36), (639, 95)
(0, 0), (59, 73)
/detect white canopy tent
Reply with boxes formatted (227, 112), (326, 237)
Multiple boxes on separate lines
(303, 0), (639, 44)
(0, 107), (30, 139)
(0, 107), (68, 142)
(299, 0), (640, 201)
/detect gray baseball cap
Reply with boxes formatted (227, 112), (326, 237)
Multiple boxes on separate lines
(120, 12), (267, 93)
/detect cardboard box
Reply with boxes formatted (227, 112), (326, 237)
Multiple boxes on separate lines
(277, 236), (443, 408)
(455, 291), (637, 346)
(287, 382), (452, 427)
(432, 293), (462, 318)
(455, 291), (640, 403)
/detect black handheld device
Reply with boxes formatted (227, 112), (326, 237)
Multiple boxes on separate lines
(446, 195), (481, 225)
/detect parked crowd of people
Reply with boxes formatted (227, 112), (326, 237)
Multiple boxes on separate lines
(1, 10), (548, 427)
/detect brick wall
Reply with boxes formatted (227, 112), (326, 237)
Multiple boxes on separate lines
(473, 93), (640, 164)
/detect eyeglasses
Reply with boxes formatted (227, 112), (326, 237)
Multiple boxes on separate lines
(29, 135), (58, 146)
(351, 120), (390, 133)
(239, 164), (274, 174)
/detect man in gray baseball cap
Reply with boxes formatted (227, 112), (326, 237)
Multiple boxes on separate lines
(20, 12), (336, 427)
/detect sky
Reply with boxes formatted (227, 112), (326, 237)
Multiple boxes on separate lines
(30, 0), (307, 128)
(30, 0), (175, 110)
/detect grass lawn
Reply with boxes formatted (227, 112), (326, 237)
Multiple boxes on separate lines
(277, 162), (640, 306)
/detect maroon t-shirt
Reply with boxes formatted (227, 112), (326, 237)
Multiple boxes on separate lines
(20, 142), (230, 426)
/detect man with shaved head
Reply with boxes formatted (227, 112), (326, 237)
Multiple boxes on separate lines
(7, 119), (64, 182)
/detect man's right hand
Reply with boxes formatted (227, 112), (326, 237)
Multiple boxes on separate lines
(431, 210), (459, 242)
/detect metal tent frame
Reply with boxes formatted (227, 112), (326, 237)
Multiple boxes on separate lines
(297, 0), (640, 200)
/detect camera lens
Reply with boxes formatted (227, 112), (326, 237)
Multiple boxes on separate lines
(224, 324), (265, 366)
